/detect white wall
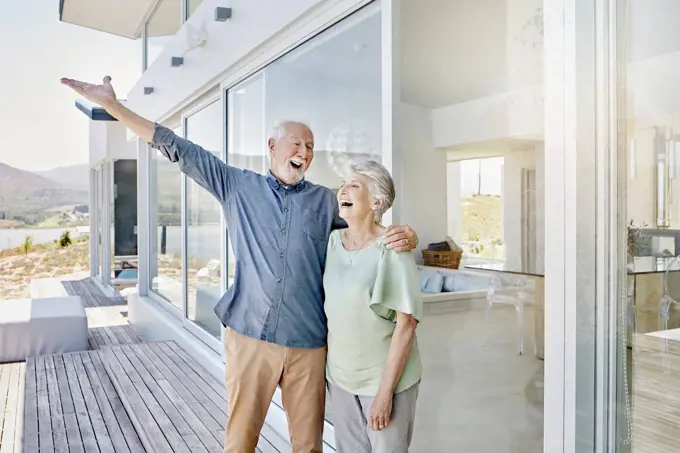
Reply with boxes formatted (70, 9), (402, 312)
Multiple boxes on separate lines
(89, 121), (137, 168)
(399, 102), (448, 261)
(431, 86), (543, 149)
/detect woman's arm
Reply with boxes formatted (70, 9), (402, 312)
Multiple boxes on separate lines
(369, 311), (418, 431)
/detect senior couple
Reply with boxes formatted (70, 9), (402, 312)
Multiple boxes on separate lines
(62, 76), (423, 453)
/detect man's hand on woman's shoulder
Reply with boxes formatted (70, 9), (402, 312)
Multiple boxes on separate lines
(383, 225), (418, 252)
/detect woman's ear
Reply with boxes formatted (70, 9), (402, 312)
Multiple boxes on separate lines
(372, 197), (383, 211)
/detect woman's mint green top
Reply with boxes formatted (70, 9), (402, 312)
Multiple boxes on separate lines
(323, 229), (423, 397)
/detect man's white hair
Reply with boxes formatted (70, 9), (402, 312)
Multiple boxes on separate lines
(268, 120), (312, 142)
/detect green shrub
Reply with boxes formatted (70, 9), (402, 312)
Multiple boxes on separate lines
(22, 236), (33, 255)
(59, 230), (72, 248)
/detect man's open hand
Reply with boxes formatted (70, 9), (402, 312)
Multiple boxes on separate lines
(61, 76), (117, 108)
(383, 225), (418, 252)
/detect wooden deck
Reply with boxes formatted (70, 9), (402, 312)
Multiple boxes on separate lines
(23, 351), (144, 453)
(103, 342), (290, 453)
(0, 277), (289, 452)
(63, 278), (142, 350)
(0, 362), (24, 452)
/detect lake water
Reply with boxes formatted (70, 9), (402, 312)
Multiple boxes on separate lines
(0, 225), (223, 262)
(0, 228), (88, 251)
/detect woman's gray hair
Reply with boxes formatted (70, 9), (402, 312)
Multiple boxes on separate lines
(346, 157), (396, 223)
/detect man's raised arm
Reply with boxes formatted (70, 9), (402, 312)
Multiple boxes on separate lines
(61, 76), (237, 204)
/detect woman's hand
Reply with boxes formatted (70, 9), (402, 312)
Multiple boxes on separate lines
(369, 390), (394, 431)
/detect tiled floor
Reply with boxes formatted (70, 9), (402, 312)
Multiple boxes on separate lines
(410, 302), (544, 453)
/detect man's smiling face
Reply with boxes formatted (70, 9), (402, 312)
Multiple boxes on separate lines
(268, 122), (314, 185)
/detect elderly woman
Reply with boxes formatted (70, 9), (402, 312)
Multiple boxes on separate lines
(324, 157), (423, 453)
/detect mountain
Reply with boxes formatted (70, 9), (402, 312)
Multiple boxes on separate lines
(0, 163), (88, 224)
(35, 164), (89, 190)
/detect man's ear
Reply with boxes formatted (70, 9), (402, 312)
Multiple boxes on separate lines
(268, 138), (276, 154)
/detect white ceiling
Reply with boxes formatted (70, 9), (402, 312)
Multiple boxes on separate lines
(60, 0), (158, 39)
(285, 0), (544, 110)
(400, 0), (543, 109)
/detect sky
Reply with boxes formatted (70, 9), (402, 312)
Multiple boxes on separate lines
(0, 1), (140, 172)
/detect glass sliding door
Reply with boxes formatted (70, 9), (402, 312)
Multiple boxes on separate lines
(149, 125), (184, 311)
(225, 0), (382, 438)
(394, 0), (546, 450)
(610, 1), (680, 451)
(185, 100), (224, 339)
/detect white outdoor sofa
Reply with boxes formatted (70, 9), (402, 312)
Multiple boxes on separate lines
(0, 296), (89, 363)
(418, 265), (493, 310)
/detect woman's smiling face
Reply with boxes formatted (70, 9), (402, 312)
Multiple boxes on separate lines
(337, 172), (374, 221)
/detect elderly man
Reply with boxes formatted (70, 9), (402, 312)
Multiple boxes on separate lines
(61, 76), (418, 453)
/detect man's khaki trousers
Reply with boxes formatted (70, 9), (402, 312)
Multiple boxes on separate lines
(223, 328), (327, 453)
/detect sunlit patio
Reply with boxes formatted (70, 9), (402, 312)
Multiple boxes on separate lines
(0, 276), (287, 452)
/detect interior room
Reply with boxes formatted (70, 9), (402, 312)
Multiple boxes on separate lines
(396, 0), (545, 451)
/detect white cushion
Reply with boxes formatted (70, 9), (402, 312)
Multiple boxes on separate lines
(0, 297), (89, 363)
(29, 278), (69, 299)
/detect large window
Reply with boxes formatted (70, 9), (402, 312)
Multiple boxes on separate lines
(145, 0), (182, 70)
(227, 1), (382, 426)
(187, 0), (202, 20)
(398, 1), (545, 451)
(185, 101), (223, 338)
(149, 126), (183, 310)
(614, 2), (680, 452)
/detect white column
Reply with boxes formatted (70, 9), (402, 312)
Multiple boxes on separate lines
(89, 168), (97, 277)
(447, 162), (463, 243)
(101, 161), (112, 286)
(382, 0), (400, 226)
(137, 139), (151, 296)
(399, 102), (448, 258)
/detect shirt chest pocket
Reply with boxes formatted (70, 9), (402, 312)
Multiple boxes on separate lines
(299, 209), (329, 242)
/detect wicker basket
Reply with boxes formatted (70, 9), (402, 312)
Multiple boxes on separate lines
(422, 249), (463, 269)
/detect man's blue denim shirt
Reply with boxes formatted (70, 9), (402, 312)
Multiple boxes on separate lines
(150, 124), (342, 349)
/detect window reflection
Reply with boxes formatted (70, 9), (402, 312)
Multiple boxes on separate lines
(620, 2), (680, 452)
(226, 2), (382, 425)
(400, 1), (545, 451)
(145, 0), (182, 70)
(186, 101), (223, 338)
(187, 0), (203, 19)
(150, 126), (183, 310)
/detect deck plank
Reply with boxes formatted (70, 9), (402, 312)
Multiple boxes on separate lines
(102, 347), (177, 452)
(62, 354), (100, 453)
(81, 352), (132, 453)
(36, 356), (55, 452)
(53, 355), (84, 453)
(89, 351), (145, 453)
(72, 353), (116, 453)
(108, 346), (193, 453)
(0, 363), (9, 448)
(23, 359), (39, 452)
(45, 356), (69, 452)
(0, 363), (24, 453)
(124, 345), (220, 451)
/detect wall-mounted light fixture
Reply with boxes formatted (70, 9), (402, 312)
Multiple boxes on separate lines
(144, 87), (154, 95)
(171, 56), (184, 67)
(215, 7), (232, 22)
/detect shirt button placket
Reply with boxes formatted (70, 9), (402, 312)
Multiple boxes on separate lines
(270, 190), (289, 341)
